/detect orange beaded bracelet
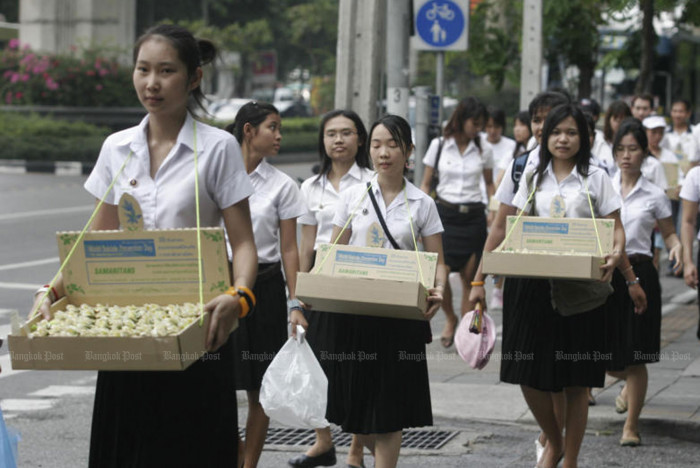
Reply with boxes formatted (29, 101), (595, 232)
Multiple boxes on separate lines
(224, 286), (256, 318)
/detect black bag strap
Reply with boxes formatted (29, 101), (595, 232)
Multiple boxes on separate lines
(366, 182), (401, 250)
(434, 137), (445, 173)
(511, 148), (533, 193)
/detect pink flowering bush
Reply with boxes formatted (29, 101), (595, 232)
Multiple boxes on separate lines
(0, 39), (140, 107)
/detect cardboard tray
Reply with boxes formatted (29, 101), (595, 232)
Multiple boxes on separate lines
(482, 251), (606, 280)
(482, 216), (612, 281)
(8, 194), (233, 371)
(296, 273), (428, 321)
(8, 298), (225, 371)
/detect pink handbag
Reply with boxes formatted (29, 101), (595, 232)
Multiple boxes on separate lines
(455, 302), (496, 370)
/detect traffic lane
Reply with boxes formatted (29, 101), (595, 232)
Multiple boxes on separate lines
(0, 173), (90, 215)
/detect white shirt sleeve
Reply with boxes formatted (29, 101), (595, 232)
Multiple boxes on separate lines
(84, 136), (119, 204)
(421, 137), (442, 168)
(591, 170), (622, 216)
(208, 137), (254, 209)
(680, 166), (700, 202)
(512, 166), (535, 212)
(482, 145), (495, 170)
(332, 187), (353, 229)
(655, 191), (673, 220)
(277, 175), (307, 220)
(298, 178), (318, 226)
(495, 160), (518, 206)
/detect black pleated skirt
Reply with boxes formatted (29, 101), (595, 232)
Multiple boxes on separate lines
(325, 314), (432, 434)
(89, 339), (238, 467)
(437, 203), (487, 272)
(605, 259), (661, 371)
(231, 263), (288, 391)
(500, 277), (607, 392)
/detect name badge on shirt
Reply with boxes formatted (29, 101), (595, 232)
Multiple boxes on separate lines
(550, 194), (566, 218)
(367, 222), (386, 247)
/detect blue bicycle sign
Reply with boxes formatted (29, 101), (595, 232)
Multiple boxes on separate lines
(414, 0), (467, 50)
(426, 2), (456, 21)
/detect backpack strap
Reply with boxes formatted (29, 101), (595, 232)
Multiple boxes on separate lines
(511, 148), (533, 193)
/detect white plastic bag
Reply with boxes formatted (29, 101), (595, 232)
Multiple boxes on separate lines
(260, 325), (329, 429)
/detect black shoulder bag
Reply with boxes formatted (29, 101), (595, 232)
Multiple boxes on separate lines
(428, 138), (445, 198)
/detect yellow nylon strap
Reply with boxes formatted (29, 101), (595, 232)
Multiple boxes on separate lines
(193, 121), (206, 326)
(403, 186), (427, 289)
(311, 175), (376, 274)
(499, 174), (605, 257)
(29, 150), (134, 320)
(500, 181), (537, 249)
(584, 177), (605, 257)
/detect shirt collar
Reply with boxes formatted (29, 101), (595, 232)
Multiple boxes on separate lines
(346, 162), (367, 181)
(542, 160), (582, 182)
(613, 171), (651, 199)
(371, 178), (422, 201)
(444, 137), (477, 154)
(121, 112), (204, 153)
(251, 158), (273, 180)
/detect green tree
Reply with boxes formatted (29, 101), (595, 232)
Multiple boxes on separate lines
(542, 0), (605, 99)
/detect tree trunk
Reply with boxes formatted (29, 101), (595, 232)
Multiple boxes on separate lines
(578, 61), (594, 99)
(636, 0), (654, 94)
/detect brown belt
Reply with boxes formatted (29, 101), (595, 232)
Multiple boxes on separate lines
(436, 198), (485, 214)
(627, 253), (652, 265)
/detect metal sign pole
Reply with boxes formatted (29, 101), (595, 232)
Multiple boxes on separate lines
(436, 51), (444, 128)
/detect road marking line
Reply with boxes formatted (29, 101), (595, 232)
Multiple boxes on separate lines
(0, 282), (40, 290)
(0, 398), (56, 411)
(0, 257), (59, 271)
(0, 353), (29, 380)
(30, 385), (95, 397)
(0, 205), (92, 222)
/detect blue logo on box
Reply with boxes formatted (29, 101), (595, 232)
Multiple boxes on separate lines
(84, 239), (156, 258)
(522, 222), (569, 235)
(335, 251), (387, 266)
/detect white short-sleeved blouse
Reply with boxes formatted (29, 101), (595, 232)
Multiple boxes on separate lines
(244, 159), (307, 263)
(333, 179), (444, 250)
(679, 166), (700, 240)
(298, 163), (374, 250)
(494, 146), (540, 207)
(422, 136), (494, 204)
(513, 162), (621, 218)
(613, 173), (672, 256)
(84, 113), (253, 229)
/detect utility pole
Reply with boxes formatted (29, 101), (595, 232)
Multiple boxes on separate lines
(386, 0), (410, 119)
(335, 0), (386, 128)
(519, 0), (543, 110)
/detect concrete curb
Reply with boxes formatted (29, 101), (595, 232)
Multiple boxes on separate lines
(0, 152), (317, 176)
(0, 159), (93, 176)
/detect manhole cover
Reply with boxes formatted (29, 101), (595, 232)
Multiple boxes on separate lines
(244, 427), (458, 450)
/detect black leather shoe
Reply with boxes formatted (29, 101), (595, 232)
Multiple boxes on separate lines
(288, 446), (337, 467)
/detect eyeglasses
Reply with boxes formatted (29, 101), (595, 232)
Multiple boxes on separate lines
(324, 130), (357, 140)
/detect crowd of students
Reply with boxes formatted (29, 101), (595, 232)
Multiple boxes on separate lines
(24, 22), (700, 468)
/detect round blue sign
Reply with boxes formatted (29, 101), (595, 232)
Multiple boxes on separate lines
(416, 1), (465, 48)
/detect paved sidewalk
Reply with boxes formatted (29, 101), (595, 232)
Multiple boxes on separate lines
(427, 269), (700, 442)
